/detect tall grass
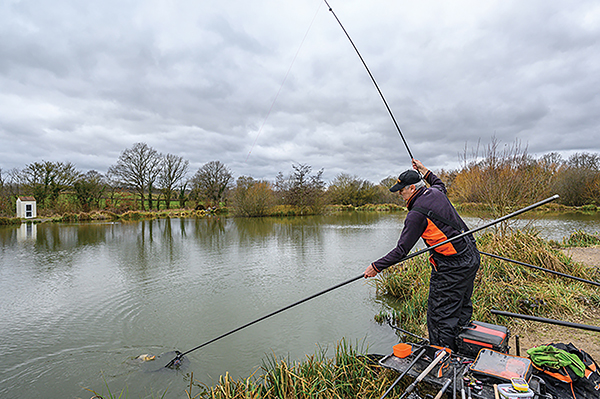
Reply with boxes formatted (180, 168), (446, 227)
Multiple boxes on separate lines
(562, 230), (600, 247)
(181, 340), (396, 399)
(373, 230), (600, 335)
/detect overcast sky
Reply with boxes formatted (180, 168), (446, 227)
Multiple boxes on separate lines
(1, 0), (599, 184)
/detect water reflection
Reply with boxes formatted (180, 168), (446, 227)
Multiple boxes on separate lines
(233, 216), (279, 240)
(17, 223), (37, 241)
(191, 216), (227, 248)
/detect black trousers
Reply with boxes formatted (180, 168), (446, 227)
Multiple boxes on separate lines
(427, 244), (480, 351)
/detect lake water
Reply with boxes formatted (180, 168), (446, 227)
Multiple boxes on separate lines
(1, 211), (599, 399)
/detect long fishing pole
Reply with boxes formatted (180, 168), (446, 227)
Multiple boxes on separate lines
(164, 194), (558, 368)
(490, 310), (600, 333)
(480, 251), (600, 287)
(323, 0), (415, 161)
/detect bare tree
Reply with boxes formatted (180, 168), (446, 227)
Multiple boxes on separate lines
(190, 161), (233, 206)
(158, 154), (189, 209)
(178, 182), (188, 208)
(4, 168), (23, 198)
(0, 168), (7, 216)
(452, 136), (548, 217)
(147, 153), (162, 211)
(275, 163), (325, 212)
(21, 161), (80, 207)
(104, 170), (128, 211)
(108, 143), (161, 211)
(74, 170), (107, 212)
(0, 168), (4, 198)
(555, 152), (600, 206)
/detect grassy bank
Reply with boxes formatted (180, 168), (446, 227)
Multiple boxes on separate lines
(454, 202), (600, 217)
(14, 208), (221, 224)
(327, 202), (600, 216)
(6, 199), (600, 225)
(561, 230), (600, 247)
(0, 216), (22, 225)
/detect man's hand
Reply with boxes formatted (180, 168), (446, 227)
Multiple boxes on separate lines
(412, 159), (428, 175)
(364, 263), (378, 278)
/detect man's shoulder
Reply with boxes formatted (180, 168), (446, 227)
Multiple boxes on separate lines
(412, 187), (450, 211)
(417, 186), (445, 201)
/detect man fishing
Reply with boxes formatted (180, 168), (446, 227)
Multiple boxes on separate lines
(364, 159), (480, 350)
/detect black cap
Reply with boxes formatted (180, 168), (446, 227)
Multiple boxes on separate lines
(389, 170), (421, 192)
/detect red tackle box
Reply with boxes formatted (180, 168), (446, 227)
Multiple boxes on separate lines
(456, 320), (510, 358)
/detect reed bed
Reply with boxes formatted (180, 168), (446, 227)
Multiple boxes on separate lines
(373, 230), (600, 336)
(183, 340), (397, 399)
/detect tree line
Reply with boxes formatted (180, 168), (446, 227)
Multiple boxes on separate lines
(446, 138), (600, 216)
(1, 140), (599, 218)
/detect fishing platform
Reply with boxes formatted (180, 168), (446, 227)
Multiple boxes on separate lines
(378, 320), (552, 399)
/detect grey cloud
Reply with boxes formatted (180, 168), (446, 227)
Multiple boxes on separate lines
(1, 0), (599, 184)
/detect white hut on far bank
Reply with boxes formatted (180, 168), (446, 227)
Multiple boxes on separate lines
(16, 196), (37, 219)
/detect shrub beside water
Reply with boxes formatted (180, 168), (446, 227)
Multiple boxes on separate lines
(0, 217), (21, 225)
(563, 230), (600, 247)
